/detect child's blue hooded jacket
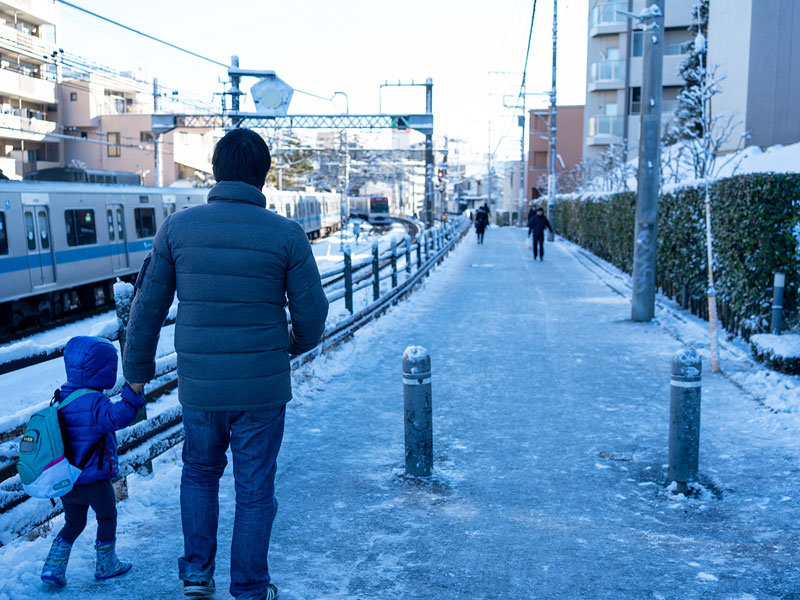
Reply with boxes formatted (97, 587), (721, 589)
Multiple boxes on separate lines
(58, 336), (145, 485)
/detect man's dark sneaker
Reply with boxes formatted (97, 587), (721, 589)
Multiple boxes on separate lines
(184, 578), (215, 597)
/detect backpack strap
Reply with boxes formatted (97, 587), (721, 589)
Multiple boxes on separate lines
(53, 388), (97, 410)
(77, 435), (107, 470)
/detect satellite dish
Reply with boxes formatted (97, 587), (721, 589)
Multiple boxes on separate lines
(250, 74), (293, 116)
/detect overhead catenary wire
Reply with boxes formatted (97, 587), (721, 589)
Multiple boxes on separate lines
(55, 0), (229, 69)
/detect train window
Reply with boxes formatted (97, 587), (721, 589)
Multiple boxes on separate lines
(0, 212), (7, 254)
(163, 203), (176, 219)
(37, 210), (50, 249)
(65, 209), (97, 246)
(134, 207), (156, 238)
(116, 207), (124, 239)
(24, 211), (36, 250)
(107, 209), (115, 240)
(285, 203), (291, 217)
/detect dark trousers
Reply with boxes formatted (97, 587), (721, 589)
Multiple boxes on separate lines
(533, 234), (545, 259)
(179, 406), (286, 599)
(58, 479), (117, 543)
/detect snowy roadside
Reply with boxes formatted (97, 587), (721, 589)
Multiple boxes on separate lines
(557, 233), (800, 417)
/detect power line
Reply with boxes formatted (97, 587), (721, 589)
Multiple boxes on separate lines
(56, 0), (229, 69)
(517, 0), (538, 108)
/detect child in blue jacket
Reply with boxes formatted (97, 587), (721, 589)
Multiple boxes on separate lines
(40, 336), (146, 588)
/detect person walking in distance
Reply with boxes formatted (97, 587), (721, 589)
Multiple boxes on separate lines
(527, 206), (553, 261)
(474, 204), (489, 244)
(123, 128), (328, 600)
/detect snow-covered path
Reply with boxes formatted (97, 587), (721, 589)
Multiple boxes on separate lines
(2, 227), (799, 599)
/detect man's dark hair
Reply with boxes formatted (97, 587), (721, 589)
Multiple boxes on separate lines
(212, 128), (271, 188)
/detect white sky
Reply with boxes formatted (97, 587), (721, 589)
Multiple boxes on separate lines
(57, 0), (588, 168)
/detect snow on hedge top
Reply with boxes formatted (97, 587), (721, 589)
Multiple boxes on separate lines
(751, 334), (800, 359)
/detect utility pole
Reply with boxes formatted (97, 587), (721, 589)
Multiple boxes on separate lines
(487, 121), (492, 214)
(424, 78), (434, 228)
(153, 77), (163, 187)
(546, 0), (558, 242)
(629, 2), (665, 322)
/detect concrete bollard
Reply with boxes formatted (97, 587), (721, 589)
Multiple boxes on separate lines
(403, 346), (433, 477)
(771, 272), (785, 335)
(668, 348), (702, 495)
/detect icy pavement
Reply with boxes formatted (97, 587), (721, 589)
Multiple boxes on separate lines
(2, 227), (800, 599)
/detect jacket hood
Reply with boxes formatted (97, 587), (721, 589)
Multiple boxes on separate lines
(207, 181), (266, 208)
(64, 336), (118, 390)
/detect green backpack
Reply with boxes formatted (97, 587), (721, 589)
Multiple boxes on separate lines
(17, 388), (104, 498)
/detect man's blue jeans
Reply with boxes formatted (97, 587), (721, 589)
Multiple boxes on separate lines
(178, 405), (286, 599)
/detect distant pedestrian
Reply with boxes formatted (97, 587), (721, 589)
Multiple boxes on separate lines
(482, 202), (491, 219)
(527, 206), (553, 261)
(474, 205), (489, 244)
(40, 336), (145, 588)
(123, 128), (328, 600)
(353, 220), (361, 243)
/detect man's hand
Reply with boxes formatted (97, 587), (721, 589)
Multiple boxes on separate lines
(127, 382), (145, 395)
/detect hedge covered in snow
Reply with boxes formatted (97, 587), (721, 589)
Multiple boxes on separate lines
(555, 173), (800, 339)
(750, 333), (800, 374)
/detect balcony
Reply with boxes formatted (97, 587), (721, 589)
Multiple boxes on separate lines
(0, 67), (56, 104)
(587, 115), (624, 146)
(588, 59), (626, 91)
(0, 21), (57, 63)
(0, 111), (58, 142)
(590, 1), (627, 37)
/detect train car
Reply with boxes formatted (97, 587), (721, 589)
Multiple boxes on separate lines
(1, 182), (345, 338)
(0, 181), (207, 334)
(264, 189), (341, 239)
(350, 196), (391, 225)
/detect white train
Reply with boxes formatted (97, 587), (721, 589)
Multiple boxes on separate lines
(0, 182), (342, 338)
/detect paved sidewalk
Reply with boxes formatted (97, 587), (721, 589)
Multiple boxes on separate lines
(4, 226), (799, 599)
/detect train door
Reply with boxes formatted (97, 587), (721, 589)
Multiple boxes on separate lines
(22, 197), (55, 287)
(106, 203), (129, 271)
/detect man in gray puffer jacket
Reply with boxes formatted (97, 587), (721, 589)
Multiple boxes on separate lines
(123, 128), (328, 600)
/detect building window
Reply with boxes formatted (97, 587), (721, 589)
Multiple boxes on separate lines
(107, 132), (121, 157)
(630, 87), (641, 114)
(140, 131), (154, 143)
(69, 92), (77, 101)
(533, 151), (547, 169)
(134, 207), (156, 238)
(0, 211), (7, 255)
(65, 209), (97, 246)
(632, 31), (643, 57)
(80, 131), (88, 139)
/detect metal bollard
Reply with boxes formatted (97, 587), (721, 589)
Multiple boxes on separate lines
(343, 246), (353, 314)
(668, 348), (702, 494)
(771, 272), (785, 335)
(403, 346), (433, 477)
(424, 231), (430, 260)
(391, 238), (398, 288)
(405, 235), (412, 274)
(372, 242), (380, 301)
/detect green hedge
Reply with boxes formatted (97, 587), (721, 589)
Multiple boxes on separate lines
(555, 173), (800, 338)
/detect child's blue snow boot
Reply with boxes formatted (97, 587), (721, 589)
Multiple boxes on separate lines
(41, 535), (72, 587)
(94, 539), (132, 580)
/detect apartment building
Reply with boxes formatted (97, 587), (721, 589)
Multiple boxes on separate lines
(708, 0), (800, 151)
(583, 0), (696, 162)
(0, 0), (61, 179)
(528, 105), (584, 202)
(60, 72), (216, 186)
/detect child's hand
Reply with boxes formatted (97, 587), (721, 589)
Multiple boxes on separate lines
(126, 382), (145, 395)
